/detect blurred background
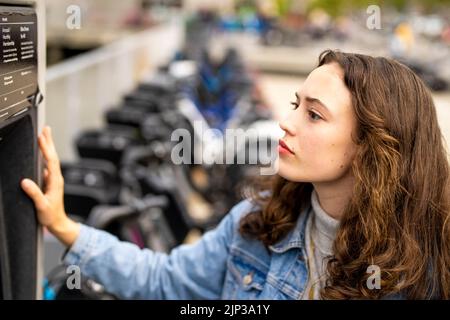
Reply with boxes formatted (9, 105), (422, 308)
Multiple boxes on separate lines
(41, 0), (450, 299)
(45, 0), (450, 160)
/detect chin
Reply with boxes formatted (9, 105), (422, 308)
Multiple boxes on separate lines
(277, 161), (319, 183)
(277, 164), (304, 182)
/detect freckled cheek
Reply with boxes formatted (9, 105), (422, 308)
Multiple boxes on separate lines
(328, 142), (355, 171)
(299, 135), (351, 170)
(296, 134), (329, 163)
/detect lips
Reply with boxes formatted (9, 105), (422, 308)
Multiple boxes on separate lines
(279, 139), (294, 154)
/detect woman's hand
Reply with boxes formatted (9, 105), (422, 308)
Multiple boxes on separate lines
(21, 126), (80, 247)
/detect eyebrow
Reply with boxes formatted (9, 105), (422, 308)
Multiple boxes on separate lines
(295, 92), (331, 115)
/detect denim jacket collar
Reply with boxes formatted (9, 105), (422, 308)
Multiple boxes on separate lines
(268, 204), (313, 253)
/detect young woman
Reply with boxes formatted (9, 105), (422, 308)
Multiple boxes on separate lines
(21, 50), (450, 299)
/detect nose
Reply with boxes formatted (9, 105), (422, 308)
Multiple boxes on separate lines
(279, 115), (296, 137)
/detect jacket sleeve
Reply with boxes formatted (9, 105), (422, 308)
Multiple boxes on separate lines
(62, 200), (254, 299)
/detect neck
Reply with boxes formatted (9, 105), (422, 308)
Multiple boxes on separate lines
(312, 172), (354, 220)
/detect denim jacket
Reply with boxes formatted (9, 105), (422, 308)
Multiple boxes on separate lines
(63, 199), (318, 300)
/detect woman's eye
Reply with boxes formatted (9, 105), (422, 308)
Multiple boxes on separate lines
(308, 111), (322, 121)
(290, 101), (299, 110)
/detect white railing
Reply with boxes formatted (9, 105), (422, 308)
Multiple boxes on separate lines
(46, 19), (184, 161)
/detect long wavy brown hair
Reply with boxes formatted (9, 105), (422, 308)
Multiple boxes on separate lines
(239, 50), (450, 299)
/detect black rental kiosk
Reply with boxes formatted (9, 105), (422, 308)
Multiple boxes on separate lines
(0, 2), (43, 300)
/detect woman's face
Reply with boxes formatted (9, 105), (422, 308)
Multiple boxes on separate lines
(277, 62), (358, 183)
